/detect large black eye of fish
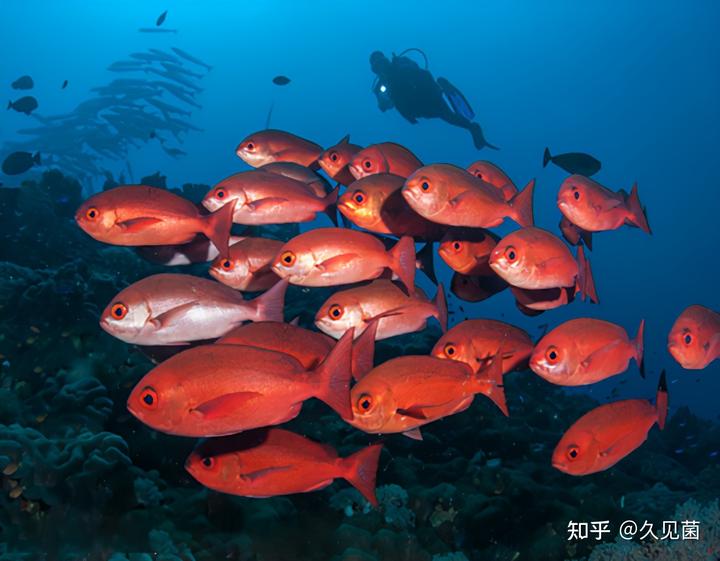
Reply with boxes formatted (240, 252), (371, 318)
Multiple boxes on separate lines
(280, 251), (296, 266)
(545, 346), (560, 364)
(329, 151), (339, 162)
(684, 333), (693, 345)
(443, 343), (457, 357)
(246, 142), (255, 151)
(573, 190), (580, 200)
(201, 457), (215, 469)
(567, 445), (580, 461)
(353, 191), (366, 205)
(421, 181), (430, 192)
(85, 207), (99, 220)
(357, 394), (374, 412)
(328, 304), (344, 320)
(215, 188), (226, 199)
(363, 159), (373, 169)
(220, 259), (233, 270)
(504, 246), (518, 262)
(111, 302), (128, 320)
(140, 387), (158, 409)
(452, 241), (462, 252)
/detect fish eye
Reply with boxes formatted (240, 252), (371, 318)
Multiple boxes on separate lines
(110, 302), (128, 320)
(545, 346), (560, 364)
(363, 159), (373, 169)
(443, 343), (457, 357)
(573, 190), (580, 200)
(279, 251), (296, 267)
(684, 333), (693, 345)
(201, 456), (215, 469)
(329, 151), (339, 162)
(566, 445), (580, 461)
(215, 188), (226, 199)
(246, 142), (255, 151)
(356, 393), (374, 412)
(421, 181), (431, 192)
(504, 246), (518, 262)
(139, 387), (158, 409)
(220, 259), (233, 271)
(475, 172), (483, 179)
(328, 304), (344, 320)
(352, 190), (366, 205)
(452, 241), (462, 252)
(85, 207), (99, 220)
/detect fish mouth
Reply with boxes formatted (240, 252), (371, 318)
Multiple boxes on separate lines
(551, 459), (565, 471)
(349, 164), (364, 179)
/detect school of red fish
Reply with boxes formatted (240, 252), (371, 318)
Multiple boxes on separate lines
(74, 129), (719, 503)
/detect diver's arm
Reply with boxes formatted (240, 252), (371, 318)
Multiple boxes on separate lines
(395, 105), (418, 124)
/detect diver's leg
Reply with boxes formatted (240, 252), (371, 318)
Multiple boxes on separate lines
(437, 105), (498, 150)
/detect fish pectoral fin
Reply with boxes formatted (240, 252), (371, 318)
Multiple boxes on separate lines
(247, 197), (289, 212)
(593, 198), (623, 213)
(315, 254), (361, 273)
(116, 217), (164, 232)
(240, 465), (293, 483)
(579, 340), (625, 373)
(402, 428), (424, 440)
(192, 391), (263, 420)
(448, 190), (475, 209)
(396, 403), (442, 420)
(150, 301), (202, 328)
(369, 306), (412, 321)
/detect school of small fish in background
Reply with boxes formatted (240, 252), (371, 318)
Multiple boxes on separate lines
(71, 124), (720, 503)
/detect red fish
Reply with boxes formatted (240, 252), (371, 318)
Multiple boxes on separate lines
(438, 227), (499, 275)
(209, 237), (283, 291)
(127, 329), (354, 436)
(315, 279), (447, 341)
(349, 142), (423, 180)
(100, 274), (287, 345)
(557, 175), (651, 234)
(317, 134), (363, 186)
(217, 320), (376, 381)
(431, 319), (533, 375)
(271, 228), (416, 291)
(402, 164), (535, 228)
(202, 170), (337, 225)
(465, 160), (518, 201)
(75, 185), (234, 255)
(348, 351), (507, 440)
(668, 305), (720, 369)
(511, 286), (576, 314)
(530, 318), (644, 385)
(338, 174), (446, 240)
(489, 227), (598, 303)
(559, 216), (593, 250)
(185, 428), (383, 505)
(450, 272), (508, 303)
(235, 129), (323, 168)
(258, 162), (330, 197)
(135, 235), (246, 266)
(552, 372), (667, 475)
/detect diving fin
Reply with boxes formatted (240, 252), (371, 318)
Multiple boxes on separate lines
(437, 77), (475, 120)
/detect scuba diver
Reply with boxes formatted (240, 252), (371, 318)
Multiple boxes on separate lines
(370, 49), (498, 150)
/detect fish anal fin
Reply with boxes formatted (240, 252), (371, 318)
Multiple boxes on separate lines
(402, 428), (423, 440)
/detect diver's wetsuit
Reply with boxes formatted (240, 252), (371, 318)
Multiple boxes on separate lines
(371, 51), (497, 150)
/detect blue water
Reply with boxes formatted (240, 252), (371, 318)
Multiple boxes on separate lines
(1, 2), (719, 558)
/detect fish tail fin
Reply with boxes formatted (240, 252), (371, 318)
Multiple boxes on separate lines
(625, 183), (651, 234)
(634, 319), (645, 378)
(351, 319), (377, 382)
(508, 178), (535, 227)
(416, 242), (437, 285)
(341, 443), (383, 507)
(203, 199), (235, 257)
(576, 245), (599, 303)
(476, 350), (508, 416)
(543, 147), (552, 167)
(388, 236), (416, 294)
(250, 279), (287, 322)
(656, 370), (668, 430)
(434, 283), (448, 332)
(323, 184), (340, 226)
(33, 152), (41, 165)
(312, 328), (354, 420)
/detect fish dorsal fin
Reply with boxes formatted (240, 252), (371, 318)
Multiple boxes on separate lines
(241, 465), (293, 482)
(150, 301), (202, 328)
(289, 316), (301, 327)
(192, 391), (263, 420)
(315, 254), (360, 273)
(338, 134), (350, 145)
(402, 428), (423, 440)
(117, 217), (164, 232)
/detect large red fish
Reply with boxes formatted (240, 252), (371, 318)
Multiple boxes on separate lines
(259, 162), (330, 198)
(349, 142), (423, 180)
(557, 175), (651, 234)
(202, 170), (337, 225)
(530, 318), (644, 385)
(552, 372), (667, 475)
(76, 185), (234, 255)
(235, 129), (323, 168)
(100, 274), (287, 345)
(315, 279), (447, 341)
(209, 237), (283, 291)
(317, 134), (363, 186)
(127, 330), (354, 436)
(668, 305), (720, 369)
(402, 164), (535, 228)
(431, 319), (533, 374)
(438, 227), (500, 275)
(489, 227), (598, 303)
(465, 160), (518, 201)
(136, 235), (246, 266)
(271, 228), (416, 291)
(338, 174), (446, 240)
(185, 428), (383, 505)
(450, 272), (508, 303)
(217, 320), (376, 381)
(348, 352), (507, 440)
